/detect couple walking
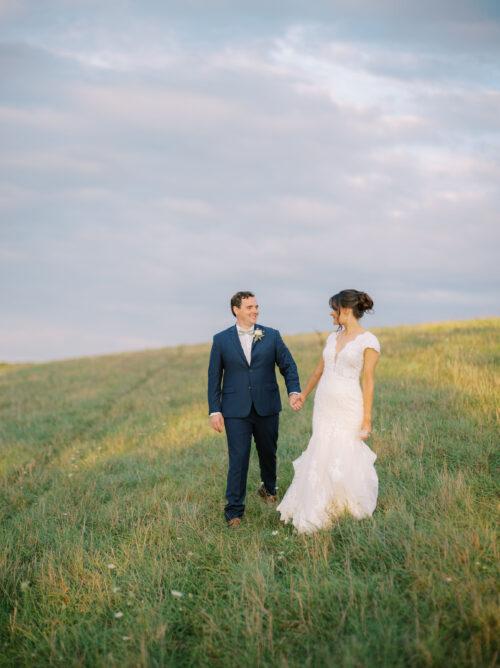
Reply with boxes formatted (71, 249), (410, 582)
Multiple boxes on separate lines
(207, 290), (380, 534)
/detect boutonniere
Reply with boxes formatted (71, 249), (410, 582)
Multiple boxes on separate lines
(253, 328), (264, 342)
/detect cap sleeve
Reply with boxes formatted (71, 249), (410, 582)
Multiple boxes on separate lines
(363, 332), (380, 354)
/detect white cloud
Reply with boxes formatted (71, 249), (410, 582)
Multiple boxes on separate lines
(1, 5), (499, 360)
(72, 82), (241, 129)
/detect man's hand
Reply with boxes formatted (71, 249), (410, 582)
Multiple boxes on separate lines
(289, 393), (304, 411)
(209, 413), (225, 433)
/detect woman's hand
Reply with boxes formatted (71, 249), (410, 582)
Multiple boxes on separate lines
(359, 420), (372, 439)
(290, 392), (306, 411)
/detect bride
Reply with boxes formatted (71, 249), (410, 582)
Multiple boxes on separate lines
(277, 289), (381, 534)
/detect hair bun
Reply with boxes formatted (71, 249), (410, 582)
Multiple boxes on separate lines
(357, 291), (374, 313)
(329, 289), (374, 319)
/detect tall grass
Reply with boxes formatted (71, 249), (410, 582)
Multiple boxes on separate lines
(0, 319), (498, 667)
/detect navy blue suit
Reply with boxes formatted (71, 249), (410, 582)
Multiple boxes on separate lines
(208, 324), (300, 520)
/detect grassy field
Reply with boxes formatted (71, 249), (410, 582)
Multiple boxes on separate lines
(0, 319), (498, 667)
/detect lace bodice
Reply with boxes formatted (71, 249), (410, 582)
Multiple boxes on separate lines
(323, 330), (380, 380)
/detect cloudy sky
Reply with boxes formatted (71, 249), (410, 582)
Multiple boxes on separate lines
(1, 1), (499, 361)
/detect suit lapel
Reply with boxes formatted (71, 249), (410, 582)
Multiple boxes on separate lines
(230, 325), (249, 367)
(250, 324), (264, 364)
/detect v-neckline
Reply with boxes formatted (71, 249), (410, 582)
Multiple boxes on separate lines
(334, 330), (367, 361)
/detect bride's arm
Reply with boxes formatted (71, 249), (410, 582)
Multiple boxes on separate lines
(360, 348), (380, 437)
(299, 357), (325, 404)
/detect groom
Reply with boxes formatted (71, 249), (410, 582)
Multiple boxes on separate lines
(208, 291), (301, 527)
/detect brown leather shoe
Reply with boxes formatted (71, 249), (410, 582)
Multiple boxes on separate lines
(227, 517), (242, 528)
(257, 483), (277, 504)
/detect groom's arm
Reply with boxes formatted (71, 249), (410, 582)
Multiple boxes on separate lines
(275, 330), (301, 395)
(207, 336), (223, 415)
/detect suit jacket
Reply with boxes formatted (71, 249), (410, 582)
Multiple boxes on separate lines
(207, 324), (300, 417)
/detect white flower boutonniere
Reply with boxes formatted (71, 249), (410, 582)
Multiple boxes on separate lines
(253, 328), (264, 342)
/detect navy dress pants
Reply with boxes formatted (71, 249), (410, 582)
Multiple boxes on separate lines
(224, 405), (279, 521)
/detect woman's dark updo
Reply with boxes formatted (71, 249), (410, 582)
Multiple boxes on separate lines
(329, 289), (374, 319)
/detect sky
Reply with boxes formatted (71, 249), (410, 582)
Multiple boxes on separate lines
(1, 0), (499, 362)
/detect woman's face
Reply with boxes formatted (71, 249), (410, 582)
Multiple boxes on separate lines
(330, 305), (351, 327)
(330, 305), (340, 326)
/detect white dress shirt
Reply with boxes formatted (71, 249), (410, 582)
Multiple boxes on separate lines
(236, 325), (254, 365)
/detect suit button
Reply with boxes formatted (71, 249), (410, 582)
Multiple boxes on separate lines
(248, 386), (251, 390)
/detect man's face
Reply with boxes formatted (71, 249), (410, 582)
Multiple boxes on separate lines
(234, 296), (259, 328)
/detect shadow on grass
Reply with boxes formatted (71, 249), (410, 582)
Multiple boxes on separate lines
(1, 322), (498, 665)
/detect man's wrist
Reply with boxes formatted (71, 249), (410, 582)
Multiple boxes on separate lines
(209, 412), (222, 417)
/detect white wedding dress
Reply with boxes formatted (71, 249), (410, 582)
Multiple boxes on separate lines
(277, 330), (381, 534)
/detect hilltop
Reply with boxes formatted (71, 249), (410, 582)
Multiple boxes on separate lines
(0, 319), (498, 667)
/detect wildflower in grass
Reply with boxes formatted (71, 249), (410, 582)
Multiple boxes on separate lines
(107, 564), (116, 570)
(112, 586), (120, 593)
(444, 576), (453, 582)
(20, 581), (29, 591)
(122, 636), (131, 641)
(114, 611), (124, 618)
(68, 473), (73, 478)
(271, 530), (279, 536)
(171, 590), (184, 598)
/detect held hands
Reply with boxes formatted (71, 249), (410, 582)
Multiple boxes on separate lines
(210, 393), (305, 429)
(209, 413), (225, 433)
(289, 392), (305, 412)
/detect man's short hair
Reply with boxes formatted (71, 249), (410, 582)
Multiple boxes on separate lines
(230, 291), (255, 316)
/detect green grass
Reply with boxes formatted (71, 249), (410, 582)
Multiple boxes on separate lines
(0, 319), (498, 667)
